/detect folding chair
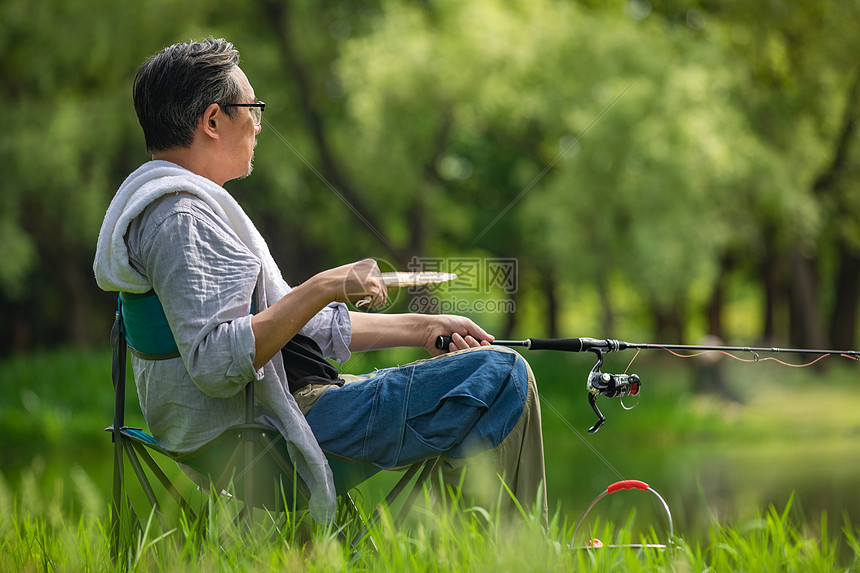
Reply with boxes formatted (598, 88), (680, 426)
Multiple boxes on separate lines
(107, 297), (441, 558)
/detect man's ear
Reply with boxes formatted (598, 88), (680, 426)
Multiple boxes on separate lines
(199, 103), (222, 140)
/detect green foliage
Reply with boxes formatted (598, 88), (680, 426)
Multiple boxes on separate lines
(0, 0), (858, 349)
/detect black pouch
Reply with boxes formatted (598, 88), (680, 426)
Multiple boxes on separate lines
(281, 333), (343, 394)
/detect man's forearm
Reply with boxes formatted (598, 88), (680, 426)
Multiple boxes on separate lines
(251, 259), (389, 368)
(348, 312), (429, 352)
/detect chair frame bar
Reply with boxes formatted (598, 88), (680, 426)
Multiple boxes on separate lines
(110, 311), (128, 559)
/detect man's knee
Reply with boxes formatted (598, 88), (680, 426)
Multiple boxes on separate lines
(479, 347), (537, 433)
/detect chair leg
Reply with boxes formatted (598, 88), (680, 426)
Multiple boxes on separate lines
(395, 457), (440, 524)
(123, 441), (161, 513)
(122, 440), (169, 532)
(342, 492), (378, 553)
(243, 437), (255, 524)
(131, 442), (198, 522)
(383, 463), (424, 508)
(111, 437), (124, 561)
(110, 437), (150, 562)
(350, 457), (441, 547)
(213, 442), (245, 495)
(260, 433), (312, 503)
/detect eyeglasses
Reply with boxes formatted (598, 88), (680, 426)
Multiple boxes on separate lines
(222, 101), (265, 126)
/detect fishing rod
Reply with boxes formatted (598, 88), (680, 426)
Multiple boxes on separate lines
(435, 335), (860, 434)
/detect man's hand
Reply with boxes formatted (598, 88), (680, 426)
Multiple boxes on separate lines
(348, 311), (494, 354)
(421, 315), (494, 356)
(316, 258), (388, 310)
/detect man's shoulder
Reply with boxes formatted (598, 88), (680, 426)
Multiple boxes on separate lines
(133, 192), (231, 238)
(127, 192), (233, 255)
(143, 192), (215, 222)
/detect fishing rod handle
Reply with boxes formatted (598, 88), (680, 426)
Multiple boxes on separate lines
(434, 336), (528, 350)
(434, 335), (628, 352)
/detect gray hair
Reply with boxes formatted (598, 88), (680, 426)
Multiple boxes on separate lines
(133, 37), (242, 153)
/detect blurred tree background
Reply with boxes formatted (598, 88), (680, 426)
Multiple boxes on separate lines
(1, 0), (858, 354)
(3, 0), (860, 545)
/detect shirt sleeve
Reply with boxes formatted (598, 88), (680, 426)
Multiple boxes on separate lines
(299, 302), (352, 363)
(133, 198), (261, 398)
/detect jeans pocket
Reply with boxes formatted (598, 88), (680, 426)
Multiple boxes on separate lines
(403, 392), (489, 455)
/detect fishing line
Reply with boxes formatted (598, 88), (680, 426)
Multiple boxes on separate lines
(539, 394), (627, 482)
(620, 345), (838, 371)
(650, 346), (835, 368)
(623, 348), (641, 374)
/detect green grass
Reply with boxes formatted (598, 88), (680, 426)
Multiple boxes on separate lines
(2, 467), (860, 572)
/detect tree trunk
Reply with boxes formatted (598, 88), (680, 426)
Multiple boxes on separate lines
(812, 68), (860, 349)
(62, 254), (92, 346)
(759, 245), (782, 346)
(706, 254), (734, 340)
(502, 289), (520, 339)
(652, 301), (685, 344)
(788, 251), (826, 350)
(829, 240), (860, 350)
(596, 262), (615, 336)
(542, 267), (560, 339)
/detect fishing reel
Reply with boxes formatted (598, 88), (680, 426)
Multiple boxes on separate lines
(586, 350), (641, 434)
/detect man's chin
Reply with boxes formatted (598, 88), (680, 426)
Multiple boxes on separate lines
(238, 160), (254, 180)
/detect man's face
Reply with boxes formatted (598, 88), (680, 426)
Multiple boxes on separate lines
(224, 66), (261, 182)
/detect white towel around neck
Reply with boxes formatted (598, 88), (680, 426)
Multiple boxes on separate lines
(94, 160), (290, 300)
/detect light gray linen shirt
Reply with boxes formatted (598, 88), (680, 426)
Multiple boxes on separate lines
(125, 192), (351, 455)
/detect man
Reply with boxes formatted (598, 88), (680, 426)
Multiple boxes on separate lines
(94, 37), (546, 524)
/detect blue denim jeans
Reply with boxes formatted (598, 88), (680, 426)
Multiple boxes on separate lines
(302, 346), (528, 469)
